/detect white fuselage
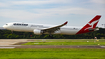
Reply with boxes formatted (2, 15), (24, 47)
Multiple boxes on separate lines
(3, 22), (82, 35)
(2, 15), (101, 35)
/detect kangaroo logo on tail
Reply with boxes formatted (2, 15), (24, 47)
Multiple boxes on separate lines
(76, 15), (101, 34)
(84, 20), (99, 31)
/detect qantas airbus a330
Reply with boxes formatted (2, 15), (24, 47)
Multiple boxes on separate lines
(3, 15), (101, 36)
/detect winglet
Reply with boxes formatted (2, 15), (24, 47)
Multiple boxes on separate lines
(64, 21), (68, 25)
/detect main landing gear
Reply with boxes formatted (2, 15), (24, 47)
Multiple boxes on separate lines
(41, 34), (54, 39)
(49, 35), (54, 39)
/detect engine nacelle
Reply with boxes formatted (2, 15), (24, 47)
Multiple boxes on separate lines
(33, 29), (42, 35)
(54, 30), (61, 34)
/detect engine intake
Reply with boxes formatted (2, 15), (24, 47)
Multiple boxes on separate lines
(33, 29), (42, 35)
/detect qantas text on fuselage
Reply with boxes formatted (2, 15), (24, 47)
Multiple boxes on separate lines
(3, 15), (101, 35)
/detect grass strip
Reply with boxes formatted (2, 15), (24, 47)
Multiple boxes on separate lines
(0, 48), (105, 59)
(23, 39), (105, 45)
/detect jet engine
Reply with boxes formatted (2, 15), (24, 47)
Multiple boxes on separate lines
(33, 29), (42, 35)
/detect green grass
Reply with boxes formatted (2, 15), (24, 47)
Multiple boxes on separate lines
(23, 39), (105, 45)
(0, 48), (105, 59)
(1, 39), (105, 59)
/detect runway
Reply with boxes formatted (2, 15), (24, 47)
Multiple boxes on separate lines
(0, 45), (105, 48)
(0, 39), (105, 49)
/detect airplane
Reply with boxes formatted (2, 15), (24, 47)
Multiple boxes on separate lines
(3, 15), (101, 37)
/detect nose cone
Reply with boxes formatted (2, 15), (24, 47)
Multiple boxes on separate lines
(3, 24), (9, 29)
(1, 25), (7, 30)
(3, 23), (13, 30)
(3, 25), (6, 29)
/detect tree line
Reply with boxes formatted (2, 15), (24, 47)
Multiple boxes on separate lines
(0, 28), (105, 39)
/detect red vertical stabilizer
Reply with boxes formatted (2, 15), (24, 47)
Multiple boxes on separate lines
(76, 15), (101, 34)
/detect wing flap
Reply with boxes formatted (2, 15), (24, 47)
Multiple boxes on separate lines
(42, 21), (68, 34)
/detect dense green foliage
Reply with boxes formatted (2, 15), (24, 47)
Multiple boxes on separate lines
(0, 48), (105, 59)
(0, 28), (105, 39)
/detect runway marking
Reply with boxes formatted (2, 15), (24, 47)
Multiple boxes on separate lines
(0, 45), (21, 46)
(101, 46), (105, 48)
(0, 47), (15, 49)
(0, 45), (105, 48)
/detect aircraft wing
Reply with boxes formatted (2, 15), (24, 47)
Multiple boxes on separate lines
(41, 21), (68, 34)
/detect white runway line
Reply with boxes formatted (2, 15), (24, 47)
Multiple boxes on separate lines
(100, 46), (105, 48)
(0, 47), (15, 49)
(0, 45), (21, 46)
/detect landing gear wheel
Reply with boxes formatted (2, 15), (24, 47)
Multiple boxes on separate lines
(49, 35), (53, 39)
